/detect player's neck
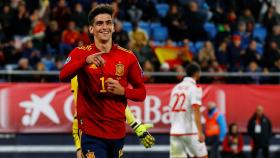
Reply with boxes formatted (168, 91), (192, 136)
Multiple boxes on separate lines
(95, 39), (112, 53)
(191, 76), (197, 82)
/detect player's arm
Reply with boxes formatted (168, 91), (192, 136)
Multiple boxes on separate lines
(217, 114), (227, 142)
(60, 48), (89, 82)
(191, 87), (205, 142)
(125, 55), (146, 101)
(125, 106), (155, 148)
(192, 104), (205, 142)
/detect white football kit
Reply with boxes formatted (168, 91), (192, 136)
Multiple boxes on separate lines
(169, 77), (207, 158)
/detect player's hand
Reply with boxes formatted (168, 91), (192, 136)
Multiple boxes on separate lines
(105, 78), (125, 95)
(76, 149), (82, 158)
(86, 51), (106, 67)
(198, 132), (205, 143)
(133, 123), (155, 148)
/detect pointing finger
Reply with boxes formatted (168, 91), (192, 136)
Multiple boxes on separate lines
(96, 56), (105, 66)
(94, 51), (107, 57)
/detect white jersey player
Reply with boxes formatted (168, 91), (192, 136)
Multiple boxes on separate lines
(169, 63), (208, 158)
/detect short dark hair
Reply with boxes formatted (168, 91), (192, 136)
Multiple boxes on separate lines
(88, 4), (113, 25)
(186, 63), (201, 77)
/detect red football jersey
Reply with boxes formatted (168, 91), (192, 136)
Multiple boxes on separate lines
(60, 44), (146, 139)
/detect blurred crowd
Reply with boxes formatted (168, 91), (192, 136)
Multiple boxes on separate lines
(0, 0), (280, 83)
(205, 103), (272, 158)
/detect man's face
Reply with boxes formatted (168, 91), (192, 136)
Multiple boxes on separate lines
(195, 71), (201, 81)
(256, 106), (263, 117)
(231, 125), (238, 134)
(90, 14), (114, 43)
(207, 102), (215, 110)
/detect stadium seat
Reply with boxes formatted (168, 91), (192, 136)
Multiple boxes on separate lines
(195, 41), (204, 53)
(188, 41), (197, 53)
(152, 26), (168, 42)
(153, 41), (165, 46)
(256, 42), (264, 55)
(151, 0), (158, 4)
(254, 23), (261, 29)
(42, 59), (55, 71)
(155, 3), (169, 17)
(204, 22), (217, 39)
(176, 41), (183, 47)
(150, 22), (161, 30)
(139, 21), (151, 37)
(253, 25), (267, 43)
(5, 64), (18, 70)
(122, 21), (132, 32)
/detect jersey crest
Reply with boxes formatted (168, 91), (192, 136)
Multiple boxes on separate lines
(115, 62), (124, 77)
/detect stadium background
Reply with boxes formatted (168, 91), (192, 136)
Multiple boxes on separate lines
(0, 0), (280, 158)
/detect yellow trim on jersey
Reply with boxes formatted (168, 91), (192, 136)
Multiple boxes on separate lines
(117, 46), (133, 54)
(77, 45), (93, 51)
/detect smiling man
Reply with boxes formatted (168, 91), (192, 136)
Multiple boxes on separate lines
(59, 4), (151, 158)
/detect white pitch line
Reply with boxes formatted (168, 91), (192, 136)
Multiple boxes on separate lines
(0, 145), (279, 153)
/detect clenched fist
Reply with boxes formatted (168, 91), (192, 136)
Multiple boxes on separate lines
(105, 78), (125, 95)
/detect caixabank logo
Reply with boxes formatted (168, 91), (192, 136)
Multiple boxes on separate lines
(19, 91), (60, 126)
(17, 87), (75, 128)
(19, 87), (74, 128)
(0, 84), (75, 132)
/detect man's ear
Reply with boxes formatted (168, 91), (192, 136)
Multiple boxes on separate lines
(89, 25), (94, 34)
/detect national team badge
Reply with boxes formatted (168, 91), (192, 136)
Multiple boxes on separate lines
(86, 151), (95, 158)
(115, 63), (124, 76)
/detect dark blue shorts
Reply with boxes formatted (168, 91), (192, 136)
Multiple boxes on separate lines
(81, 133), (124, 158)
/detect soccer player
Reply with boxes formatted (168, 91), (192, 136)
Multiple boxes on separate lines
(60, 4), (152, 158)
(70, 76), (155, 158)
(169, 63), (208, 158)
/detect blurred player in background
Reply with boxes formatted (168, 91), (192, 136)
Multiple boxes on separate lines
(169, 63), (208, 158)
(70, 76), (155, 158)
(60, 4), (153, 158)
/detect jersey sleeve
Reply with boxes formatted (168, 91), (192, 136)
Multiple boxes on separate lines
(59, 48), (89, 82)
(190, 87), (202, 106)
(125, 53), (146, 101)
